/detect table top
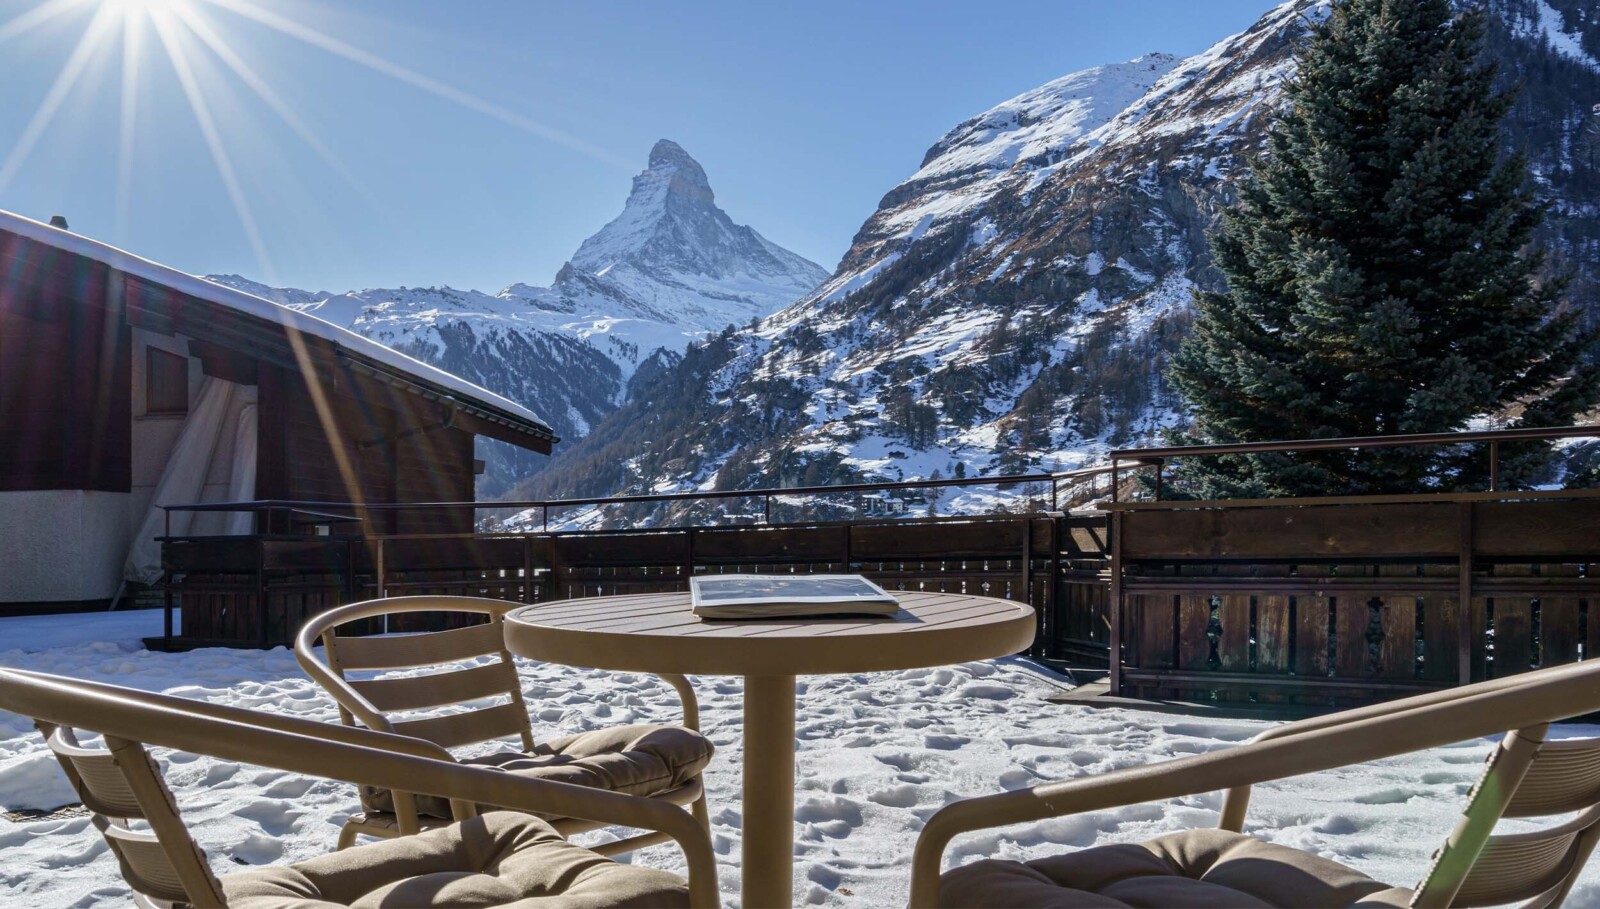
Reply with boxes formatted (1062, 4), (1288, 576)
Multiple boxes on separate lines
(503, 590), (1036, 677)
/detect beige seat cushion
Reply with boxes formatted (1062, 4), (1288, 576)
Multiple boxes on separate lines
(370, 723), (714, 820)
(938, 829), (1414, 908)
(223, 811), (687, 908)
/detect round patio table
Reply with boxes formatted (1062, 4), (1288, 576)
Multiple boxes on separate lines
(503, 590), (1036, 908)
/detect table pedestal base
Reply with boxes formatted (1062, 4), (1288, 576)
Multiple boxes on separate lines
(742, 674), (796, 908)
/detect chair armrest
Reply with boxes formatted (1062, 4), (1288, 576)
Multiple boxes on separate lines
(0, 669), (722, 908)
(1217, 669), (1551, 831)
(907, 660), (1600, 908)
(293, 636), (394, 733)
(656, 673), (701, 732)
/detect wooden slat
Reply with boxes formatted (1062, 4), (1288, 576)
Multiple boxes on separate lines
(390, 701), (528, 749)
(1475, 500), (1600, 559)
(1540, 597), (1582, 668)
(1494, 597), (1533, 677)
(350, 661), (517, 712)
(1336, 596), (1370, 677)
(1471, 596), (1490, 682)
(1419, 596), (1460, 682)
(1121, 503), (1460, 561)
(332, 621), (505, 670)
(1177, 595), (1212, 671)
(1137, 594), (1175, 670)
(1256, 595), (1290, 673)
(693, 526), (847, 562)
(850, 520), (1025, 560)
(1378, 595), (1416, 679)
(1218, 594), (1250, 672)
(1293, 595), (1331, 677)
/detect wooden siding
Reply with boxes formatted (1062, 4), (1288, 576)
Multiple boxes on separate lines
(255, 363), (473, 535)
(0, 255), (131, 492)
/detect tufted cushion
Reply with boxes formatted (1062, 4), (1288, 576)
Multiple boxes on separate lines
(222, 811), (687, 908)
(370, 724), (713, 820)
(939, 829), (1415, 908)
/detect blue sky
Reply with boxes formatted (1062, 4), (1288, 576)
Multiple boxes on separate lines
(0, 0), (1279, 292)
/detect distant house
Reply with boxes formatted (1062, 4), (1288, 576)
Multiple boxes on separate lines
(0, 211), (556, 614)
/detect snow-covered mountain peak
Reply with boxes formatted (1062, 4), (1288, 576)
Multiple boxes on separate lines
(912, 52), (1183, 185)
(571, 138), (726, 275)
(646, 138), (713, 193)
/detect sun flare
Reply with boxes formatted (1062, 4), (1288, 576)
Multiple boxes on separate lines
(0, 0), (611, 277)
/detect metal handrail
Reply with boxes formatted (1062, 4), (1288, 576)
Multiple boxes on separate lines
(158, 464), (1115, 530)
(1107, 423), (1600, 501)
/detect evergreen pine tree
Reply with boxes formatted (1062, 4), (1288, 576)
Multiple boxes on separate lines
(1168, 0), (1599, 497)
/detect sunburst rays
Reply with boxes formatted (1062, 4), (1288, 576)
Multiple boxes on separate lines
(0, 0), (607, 517)
(0, 0), (618, 273)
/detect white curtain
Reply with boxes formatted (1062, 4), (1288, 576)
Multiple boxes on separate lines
(123, 378), (237, 585)
(223, 401), (259, 536)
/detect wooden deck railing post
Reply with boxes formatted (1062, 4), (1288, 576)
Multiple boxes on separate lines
(1020, 518), (1037, 657)
(162, 508), (173, 645)
(375, 540), (387, 600)
(1109, 510), (1124, 694)
(1459, 502), (1474, 685)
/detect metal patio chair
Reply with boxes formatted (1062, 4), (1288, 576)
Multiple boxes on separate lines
(911, 660), (1600, 908)
(295, 595), (713, 853)
(0, 668), (719, 908)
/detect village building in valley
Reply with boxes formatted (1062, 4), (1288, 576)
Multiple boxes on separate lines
(0, 210), (556, 616)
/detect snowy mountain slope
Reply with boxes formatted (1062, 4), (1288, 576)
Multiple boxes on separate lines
(523, 0), (1600, 522)
(213, 140), (827, 493)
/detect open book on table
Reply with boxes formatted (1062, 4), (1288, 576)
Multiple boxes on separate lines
(690, 574), (900, 619)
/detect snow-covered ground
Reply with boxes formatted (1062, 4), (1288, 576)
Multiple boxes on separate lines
(2, 610), (1598, 907)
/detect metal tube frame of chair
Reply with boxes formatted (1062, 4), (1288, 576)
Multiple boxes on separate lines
(294, 595), (711, 854)
(0, 667), (720, 908)
(908, 659), (1600, 908)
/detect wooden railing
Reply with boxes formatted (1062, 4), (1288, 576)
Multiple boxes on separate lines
(155, 468), (1114, 658)
(157, 424), (1600, 712)
(1102, 424), (1600, 708)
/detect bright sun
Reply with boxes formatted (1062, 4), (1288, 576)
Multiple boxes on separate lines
(0, 0), (602, 282)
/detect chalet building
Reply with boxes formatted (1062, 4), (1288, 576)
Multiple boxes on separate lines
(0, 211), (556, 614)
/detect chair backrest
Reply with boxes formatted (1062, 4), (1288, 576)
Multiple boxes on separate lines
(40, 722), (226, 907)
(1416, 730), (1600, 908)
(298, 596), (535, 753)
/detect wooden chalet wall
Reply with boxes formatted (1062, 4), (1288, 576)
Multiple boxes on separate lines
(0, 239), (131, 492)
(256, 363), (475, 536)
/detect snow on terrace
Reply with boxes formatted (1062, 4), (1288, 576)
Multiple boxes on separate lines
(3, 611), (1599, 907)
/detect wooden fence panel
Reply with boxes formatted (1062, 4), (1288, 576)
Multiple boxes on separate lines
(1177, 595), (1212, 671)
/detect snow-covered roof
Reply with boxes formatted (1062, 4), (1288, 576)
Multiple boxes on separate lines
(0, 209), (552, 436)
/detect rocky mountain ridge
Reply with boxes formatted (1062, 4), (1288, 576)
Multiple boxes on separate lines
(520, 0), (1600, 524)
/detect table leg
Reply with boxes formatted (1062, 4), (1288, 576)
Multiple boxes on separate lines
(742, 673), (797, 908)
